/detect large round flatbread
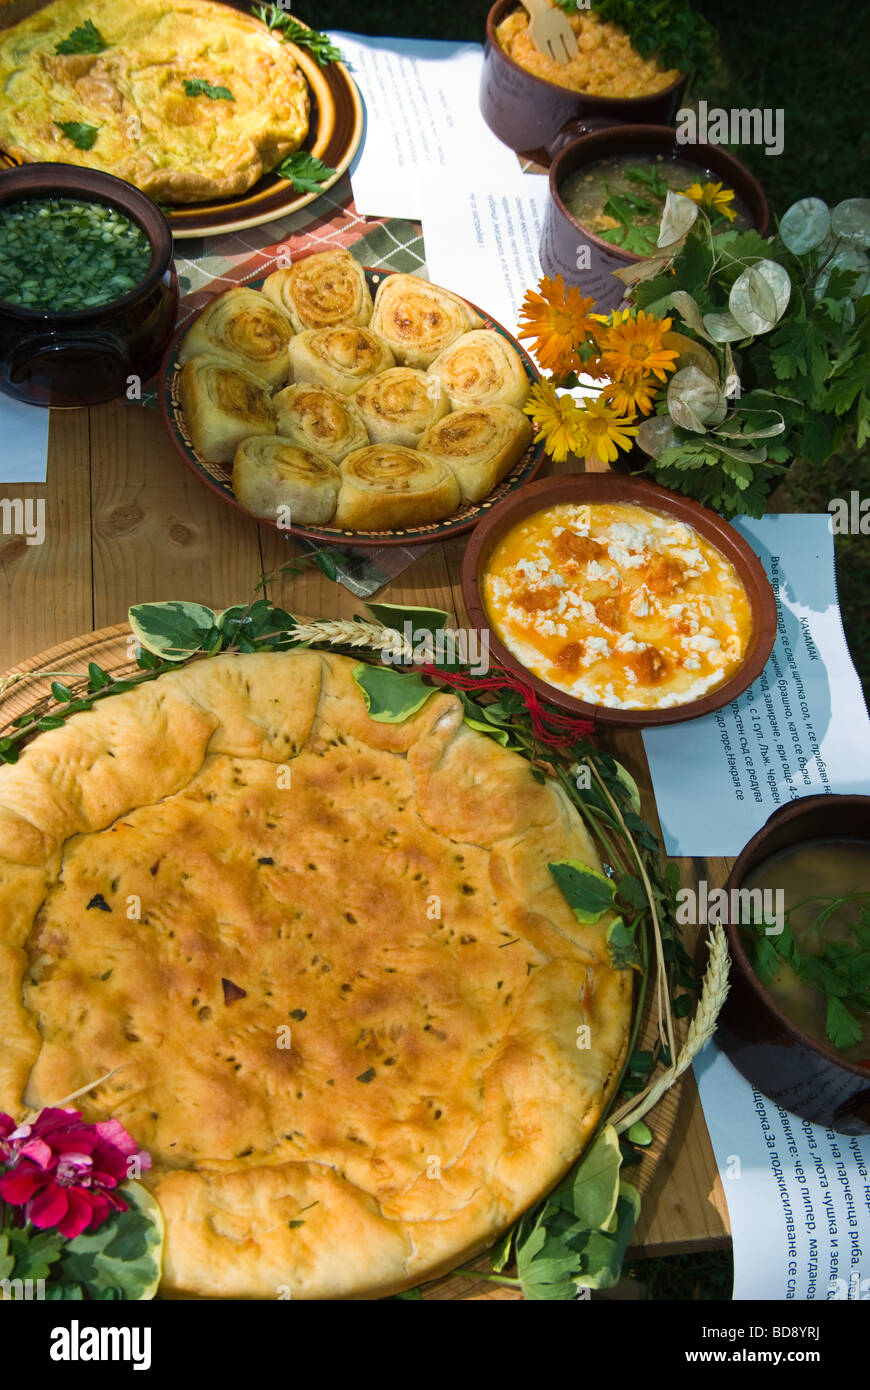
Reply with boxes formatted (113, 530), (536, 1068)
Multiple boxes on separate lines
(0, 651), (632, 1298)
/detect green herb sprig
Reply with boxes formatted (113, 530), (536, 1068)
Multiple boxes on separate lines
(55, 19), (107, 55)
(551, 0), (715, 82)
(251, 4), (344, 66)
(746, 893), (870, 1051)
(183, 78), (234, 100)
(54, 121), (100, 150)
(273, 151), (336, 193)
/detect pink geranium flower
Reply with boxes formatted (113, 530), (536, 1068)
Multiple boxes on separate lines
(0, 1107), (151, 1240)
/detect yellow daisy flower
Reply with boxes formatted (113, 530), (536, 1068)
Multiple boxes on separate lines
(680, 180), (738, 223)
(597, 310), (679, 384)
(599, 373), (660, 417)
(518, 275), (597, 374)
(523, 381), (589, 464)
(578, 398), (639, 465)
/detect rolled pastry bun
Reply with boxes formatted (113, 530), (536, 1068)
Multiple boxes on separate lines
(180, 355), (276, 465)
(289, 327), (395, 395)
(262, 250), (373, 332)
(273, 383), (369, 464)
(418, 404), (534, 504)
(370, 273), (483, 368)
(334, 445), (460, 531)
(232, 437), (341, 527)
(178, 288), (293, 390)
(427, 330), (530, 411)
(354, 367), (449, 447)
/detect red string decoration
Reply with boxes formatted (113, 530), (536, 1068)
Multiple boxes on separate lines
(418, 663), (595, 753)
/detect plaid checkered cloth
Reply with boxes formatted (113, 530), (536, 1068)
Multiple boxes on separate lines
(144, 175), (430, 596)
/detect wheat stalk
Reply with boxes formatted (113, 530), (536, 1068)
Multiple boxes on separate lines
(0, 669), (91, 698)
(610, 924), (730, 1135)
(289, 618), (412, 660)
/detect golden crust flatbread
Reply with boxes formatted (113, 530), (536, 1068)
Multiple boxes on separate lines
(0, 651), (632, 1298)
(0, 0), (310, 202)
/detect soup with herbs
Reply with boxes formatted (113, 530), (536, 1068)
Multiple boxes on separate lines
(560, 154), (753, 258)
(741, 838), (870, 1065)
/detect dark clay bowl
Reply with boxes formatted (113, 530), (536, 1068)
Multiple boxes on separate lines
(480, 0), (686, 156)
(541, 125), (770, 312)
(716, 795), (870, 1135)
(460, 472), (777, 729)
(0, 164), (178, 408)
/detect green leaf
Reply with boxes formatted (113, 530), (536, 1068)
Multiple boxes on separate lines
(352, 663), (434, 723)
(55, 19), (107, 54)
(3, 1225), (65, 1285)
(550, 1126), (622, 1230)
(625, 1120), (653, 1147)
(128, 601), (219, 661)
(273, 152), (336, 194)
(463, 718), (510, 746)
(548, 859), (616, 924)
(183, 78), (234, 100)
(50, 681), (74, 703)
(54, 121), (99, 150)
(313, 551), (338, 581)
(612, 759), (642, 814)
(365, 601), (450, 638)
(825, 995), (864, 1050)
(606, 916), (643, 971)
(489, 1227), (514, 1273)
(87, 661), (113, 691)
(251, 5), (345, 64)
(575, 1183), (641, 1291)
(55, 1181), (164, 1301)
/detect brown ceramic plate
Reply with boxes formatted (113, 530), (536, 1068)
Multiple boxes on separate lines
(0, 2), (363, 240)
(461, 473), (777, 728)
(159, 267), (546, 548)
(716, 795), (870, 1134)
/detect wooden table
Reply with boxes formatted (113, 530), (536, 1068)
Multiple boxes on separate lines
(0, 394), (732, 1263)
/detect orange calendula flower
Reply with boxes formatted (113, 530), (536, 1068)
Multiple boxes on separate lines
(518, 275), (596, 373)
(599, 374), (660, 417)
(680, 180), (738, 223)
(597, 310), (679, 384)
(523, 381), (588, 464)
(578, 398), (638, 465)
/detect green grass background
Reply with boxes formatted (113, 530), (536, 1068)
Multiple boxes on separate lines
(307, 0), (867, 1298)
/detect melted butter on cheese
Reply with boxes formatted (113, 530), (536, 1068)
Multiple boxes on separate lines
(483, 502), (752, 710)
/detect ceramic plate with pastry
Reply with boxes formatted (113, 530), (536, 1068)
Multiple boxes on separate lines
(0, 0), (363, 238)
(161, 262), (546, 545)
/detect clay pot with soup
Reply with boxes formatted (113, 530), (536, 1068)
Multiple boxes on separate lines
(541, 125), (769, 313)
(716, 795), (870, 1135)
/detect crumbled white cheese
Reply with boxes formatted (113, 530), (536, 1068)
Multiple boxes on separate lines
(683, 656), (702, 671)
(615, 633), (646, 653)
(682, 633), (722, 653)
(629, 585), (651, 618)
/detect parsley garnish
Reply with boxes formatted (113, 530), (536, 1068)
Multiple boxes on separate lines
(252, 4), (344, 66)
(183, 78), (234, 100)
(745, 893), (870, 1052)
(552, 0), (714, 80)
(55, 19), (107, 54)
(54, 121), (100, 150)
(273, 151), (336, 193)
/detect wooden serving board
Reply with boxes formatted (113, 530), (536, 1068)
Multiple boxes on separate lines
(0, 622), (718, 1300)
